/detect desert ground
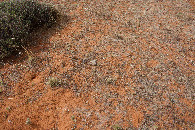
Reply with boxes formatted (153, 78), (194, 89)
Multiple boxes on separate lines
(0, 0), (194, 129)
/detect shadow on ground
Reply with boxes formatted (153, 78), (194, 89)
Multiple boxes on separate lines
(0, 14), (70, 68)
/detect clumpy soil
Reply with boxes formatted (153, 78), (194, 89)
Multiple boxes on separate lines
(0, 0), (194, 129)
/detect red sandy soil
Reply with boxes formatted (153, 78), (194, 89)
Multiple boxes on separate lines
(0, 0), (194, 129)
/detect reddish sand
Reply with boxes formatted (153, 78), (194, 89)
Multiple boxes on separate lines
(0, 0), (194, 129)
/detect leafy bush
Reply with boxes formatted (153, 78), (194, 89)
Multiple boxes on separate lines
(0, 0), (60, 59)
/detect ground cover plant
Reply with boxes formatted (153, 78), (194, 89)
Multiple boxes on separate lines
(0, 0), (60, 59)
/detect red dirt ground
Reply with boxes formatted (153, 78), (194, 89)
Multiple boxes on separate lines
(0, 0), (194, 129)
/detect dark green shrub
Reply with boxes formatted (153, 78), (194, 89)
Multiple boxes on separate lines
(0, 0), (60, 59)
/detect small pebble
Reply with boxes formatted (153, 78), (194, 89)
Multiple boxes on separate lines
(89, 59), (97, 66)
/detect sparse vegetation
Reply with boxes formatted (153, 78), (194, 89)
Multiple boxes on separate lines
(71, 115), (76, 122)
(0, 0), (60, 59)
(6, 106), (11, 112)
(25, 118), (31, 125)
(111, 124), (123, 130)
(47, 77), (62, 88)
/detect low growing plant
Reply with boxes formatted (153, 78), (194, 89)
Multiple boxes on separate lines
(111, 124), (123, 130)
(47, 77), (62, 88)
(0, 0), (60, 59)
(25, 118), (31, 125)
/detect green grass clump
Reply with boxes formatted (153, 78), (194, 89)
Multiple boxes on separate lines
(0, 0), (60, 59)
(111, 124), (123, 130)
(47, 77), (62, 88)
